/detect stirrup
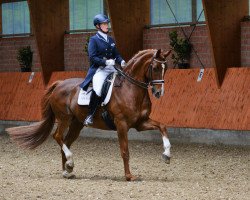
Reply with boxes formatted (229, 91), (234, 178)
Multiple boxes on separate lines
(84, 115), (93, 126)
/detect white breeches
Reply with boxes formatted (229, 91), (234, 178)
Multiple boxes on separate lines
(93, 65), (117, 96)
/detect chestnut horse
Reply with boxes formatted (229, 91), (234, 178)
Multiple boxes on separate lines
(7, 49), (171, 181)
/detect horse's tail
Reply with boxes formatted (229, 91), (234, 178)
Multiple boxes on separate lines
(7, 81), (61, 149)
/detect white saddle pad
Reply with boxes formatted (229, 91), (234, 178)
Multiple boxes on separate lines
(77, 73), (117, 106)
(77, 87), (92, 105)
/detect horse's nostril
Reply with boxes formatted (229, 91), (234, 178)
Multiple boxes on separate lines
(155, 92), (161, 99)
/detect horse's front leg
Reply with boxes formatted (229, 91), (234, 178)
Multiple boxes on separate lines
(116, 122), (137, 181)
(158, 123), (171, 164)
(137, 119), (171, 164)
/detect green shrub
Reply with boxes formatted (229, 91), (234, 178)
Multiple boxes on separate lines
(169, 30), (192, 66)
(17, 46), (33, 69)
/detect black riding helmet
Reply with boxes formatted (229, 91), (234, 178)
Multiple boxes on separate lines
(93, 14), (110, 26)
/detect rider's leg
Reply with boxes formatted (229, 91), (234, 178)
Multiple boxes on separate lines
(84, 66), (116, 126)
(84, 90), (101, 126)
(93, 66), (115, 96)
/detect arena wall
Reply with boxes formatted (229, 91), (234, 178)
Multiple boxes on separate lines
(0, 36), (41, 72)
(0, 69), (249, 131)
(1, 22), (250, 72)
(0, 72), (85, 121)
(150, 68), (250, 131)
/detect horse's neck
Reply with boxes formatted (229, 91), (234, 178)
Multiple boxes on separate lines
(121, 68), (152, 108)
(124, 51), (153, 82)
(120, 50), (154, 109)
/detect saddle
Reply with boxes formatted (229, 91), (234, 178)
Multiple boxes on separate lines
(101, 72), (117, 106)
(77, 72), (117, 106)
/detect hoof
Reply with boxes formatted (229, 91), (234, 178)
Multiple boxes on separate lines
(125, 175), (141, 181)
(162, 154), (171, 164)
(62, 170), (76, 179)
(65, 160), (74, 173)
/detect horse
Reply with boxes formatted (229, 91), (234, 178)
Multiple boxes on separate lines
(7, 48), (172, 181)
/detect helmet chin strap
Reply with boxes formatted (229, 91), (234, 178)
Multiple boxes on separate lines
(97, 25), (109, 34)
(100, 28), (109, 34)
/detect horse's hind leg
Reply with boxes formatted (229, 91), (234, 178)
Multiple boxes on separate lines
(52, 120), (74, 178)
(61, 118), (83, 178)
(137, 119), (171, 164)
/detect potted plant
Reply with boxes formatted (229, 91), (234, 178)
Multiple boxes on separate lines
(17, 46), (33, 72)
(169, 30), (192, 69)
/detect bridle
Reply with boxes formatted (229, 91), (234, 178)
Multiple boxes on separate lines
(114, 52), (168, 92)
(148, 53), (167, 96)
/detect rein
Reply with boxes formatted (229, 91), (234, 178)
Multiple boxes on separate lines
(114, 65), (149, 89)
(114, 53), (167, 90)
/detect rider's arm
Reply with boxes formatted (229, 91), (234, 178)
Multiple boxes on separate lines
(88, 37), (106, 67)
(109, 38), (124, 65)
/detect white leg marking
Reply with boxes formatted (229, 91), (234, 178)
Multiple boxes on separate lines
(62, 144), (73, 160)
(162, 136), (171, 157)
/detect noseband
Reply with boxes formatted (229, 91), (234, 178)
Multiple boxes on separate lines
(114, 52), (167, 90)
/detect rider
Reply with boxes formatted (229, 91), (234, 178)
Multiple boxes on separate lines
(79, 14), (126, 126)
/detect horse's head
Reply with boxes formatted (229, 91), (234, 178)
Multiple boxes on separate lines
(147, 49), (171, 98)
(121, 49), (171, 98)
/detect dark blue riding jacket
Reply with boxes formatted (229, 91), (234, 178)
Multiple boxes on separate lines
(79, 32), (124, 90)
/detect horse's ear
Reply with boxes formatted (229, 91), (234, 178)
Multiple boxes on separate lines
(163, 50), (172, 58)
(156, 49), (161, 57)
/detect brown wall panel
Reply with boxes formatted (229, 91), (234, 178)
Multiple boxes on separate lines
(106, 0), (150, 61)
(150, 68), (250, 130)
(0, 71), (86, 121)
(202, 0), (248, 86)
(28, 0), (69, 84)
(0, 72), (44, 121)
(0, 69), (249, 130)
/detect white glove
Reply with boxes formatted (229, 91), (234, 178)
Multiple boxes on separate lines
(105, 59), (115, 66)
(121, 60), (126, 68)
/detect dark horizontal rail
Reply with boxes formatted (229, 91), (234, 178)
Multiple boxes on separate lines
(145, 21), (205, 29)
(65, 29), (96, 34)
(0, 33), (33, 38)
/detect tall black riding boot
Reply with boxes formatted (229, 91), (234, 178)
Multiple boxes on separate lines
(84, 90), (101, 126)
